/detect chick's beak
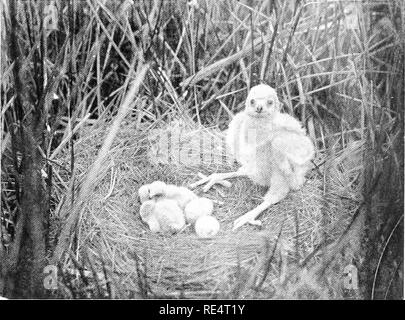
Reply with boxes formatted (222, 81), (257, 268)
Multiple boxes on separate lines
(149, 188), (165, 198)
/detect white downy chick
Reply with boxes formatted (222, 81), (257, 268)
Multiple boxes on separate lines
(148, 181), (198, 210)
(154, 198), (185, 233)
(138, 184), (151, 203)
(193, 84), (315, 231)
(195, 215), (220, 238)
(164, 184), (198, 210)
(147, 181), (167, 198)
(139, 200), (161, 232)
(138, 180), (168, 203)
(184, 197), (214, 224)
(139, 198), (185, 234)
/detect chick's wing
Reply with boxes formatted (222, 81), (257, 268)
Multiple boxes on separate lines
(271, 131), (315, 165)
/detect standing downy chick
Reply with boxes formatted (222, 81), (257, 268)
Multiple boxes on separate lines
(192, 84), (315, 230)
(140, 199), (185, 234)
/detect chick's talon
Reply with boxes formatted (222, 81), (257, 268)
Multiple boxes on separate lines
(189, 173), (212, 189)
(190, 173), (231, 192)
(232, 214), (262, 231)
(202, 177), (222, 192)
(200, 174), (224, 192)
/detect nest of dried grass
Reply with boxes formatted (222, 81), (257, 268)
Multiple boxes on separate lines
(52, 119), (363, 299)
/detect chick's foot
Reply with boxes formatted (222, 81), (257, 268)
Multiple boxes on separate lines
(232, 212), (262, 231)
(189, 172), (232, 192)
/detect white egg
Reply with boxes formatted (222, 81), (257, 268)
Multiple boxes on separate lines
(184, 197), (213, 224)
(195, 215), (220, 238)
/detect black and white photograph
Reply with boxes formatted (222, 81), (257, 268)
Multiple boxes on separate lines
(0, 0), (403, 303)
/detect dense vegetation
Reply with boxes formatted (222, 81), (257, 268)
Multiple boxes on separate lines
(0, 0), (403, 298)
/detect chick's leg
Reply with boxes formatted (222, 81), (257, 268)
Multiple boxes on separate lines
(277, 157), (293, 176)
(190, 167), (247, 192)
(287, 164), (307, 191)
(233, 170), (290, 231)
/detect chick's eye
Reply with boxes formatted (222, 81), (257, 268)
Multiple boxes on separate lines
(267, 100), (273, 105)
(250, 99), (255, 105)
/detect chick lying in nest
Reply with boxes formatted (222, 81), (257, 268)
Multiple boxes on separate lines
(138, 181), (220, 238)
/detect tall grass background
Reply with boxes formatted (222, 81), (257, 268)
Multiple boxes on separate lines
(0, 0), (403, 298)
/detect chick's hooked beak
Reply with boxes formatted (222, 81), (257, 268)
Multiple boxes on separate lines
(247, 84), (279, 116)
(249, 98), (270, 115)
(148, 181), (167, 198)
(254, 100), (263, 114)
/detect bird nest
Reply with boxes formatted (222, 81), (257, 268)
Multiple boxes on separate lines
(53, 119), (363, 299)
